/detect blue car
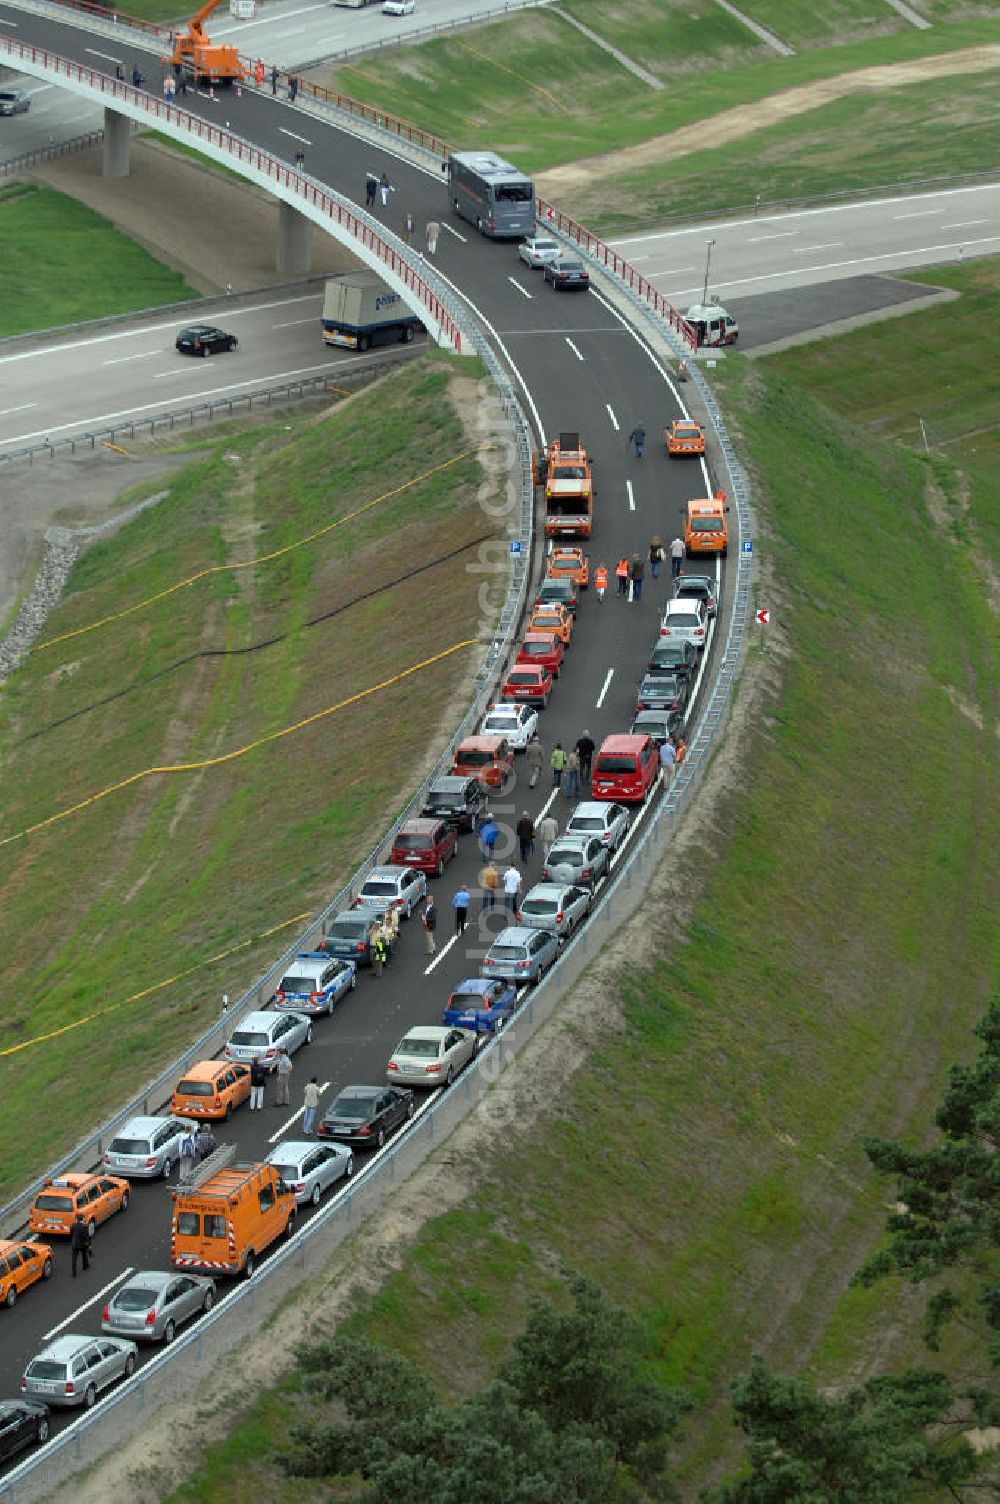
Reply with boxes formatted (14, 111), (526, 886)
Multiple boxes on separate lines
(272, 952), (357, 1017)
(443, 978), (518, 1036)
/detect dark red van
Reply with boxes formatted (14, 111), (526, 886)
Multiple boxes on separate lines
(389, 818), (457, 877)
(590, 734), (658, 804)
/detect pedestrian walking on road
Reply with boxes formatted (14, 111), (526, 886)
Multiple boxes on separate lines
(379, 172), (391, 208)
(288, 73), (299, 102)
(402, 209), (415, 246)
(365, 172), (377, 208)
(659, 736), (677, 788)
(294, 148), (305, 171)
(478, 813), (499, 862)
(628, 423), (646, 460)
(575, 730), (595, 784)
(615, 557), (629, 597)
(196, 1123), (216, 1160)
(180, 1124), (198, 1181)
(249, 1055), (267, 1111)
(453, 884), (470, 935)
(538, 812), (558, 862)
(370, 924), (386, 977)
(479, 859), (499, 911)
(270, 64), (279, 95)
(564, 747), (581, 800)
(649, 534), (664, 579)
(425, 219), (440, 255)
(274, 1047), (293, 1107)
(381, 909), (399, 963)
(70, 1214), (91, 1279)
(516, 810), (535, 863)
(302, 1077), (321, 1135)
(670, 535), (685, 579)
(630, 553), (645, 603)
(255, 58), (264, 88)
(421, 896), (437, 955)
(525, 734), (544, 789)
(550, 741), (566, 789)
(503, 864), (522, 914)
(594, 562), (608, 601)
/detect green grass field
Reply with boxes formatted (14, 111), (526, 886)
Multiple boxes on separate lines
(0, 182), (197, 335)
(159, 284), (999, 1498)
(735, 0), (910, 47)
(0, 356), (497, 1203)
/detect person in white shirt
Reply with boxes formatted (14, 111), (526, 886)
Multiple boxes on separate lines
(502, 865), (522, 913)
(669, 536), (685, 579)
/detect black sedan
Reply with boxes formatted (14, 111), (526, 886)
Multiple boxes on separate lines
(636, 673), (688, 712)
(0, 1399), (50, 1463)
(543, 257), (590, 291)
(175, 324), (239, 357)
(673, 573), (718, 617)
(317, 1085), (415, 1150)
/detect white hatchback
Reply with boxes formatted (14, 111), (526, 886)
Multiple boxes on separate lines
(659, 597), (708, 650)
(480, 701), (538, 751)
(518, 235), (561, 269)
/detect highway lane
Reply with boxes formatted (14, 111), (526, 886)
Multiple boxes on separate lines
(609, 182), (1000, 304)
(0, 289), (429, 451)
(0, 5), (726, 1460)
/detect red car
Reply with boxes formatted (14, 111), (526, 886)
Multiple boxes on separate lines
(516, 631), (564, 678)
(501, 664), (553, 708)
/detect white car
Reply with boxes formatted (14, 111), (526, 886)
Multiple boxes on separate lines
(102, 1115), (191, 1180)
(480, 702), (538, 751)
(565, 800), (630, 851)
(224, 1010), (312, 1068)
(382, 0), (414, 12)
(353, 865), (427, 918)
(22, 1335), (137, 1409)
(659, 597), (708, 651)
(266, 1140), (354, 1206)
(387, 1025), (477, 1089)
(518, 235), (561, 269)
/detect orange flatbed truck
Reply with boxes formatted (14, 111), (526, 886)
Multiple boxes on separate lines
(532, 431), (593, 540)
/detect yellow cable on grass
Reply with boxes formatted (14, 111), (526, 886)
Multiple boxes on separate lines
(0, 639), (477, 851)
(0, 911), (311, 1060)
(451, 39), (571, 115)
(38, 447), (490, 654)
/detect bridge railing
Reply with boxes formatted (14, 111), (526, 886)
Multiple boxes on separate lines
(0, 35), (463, 351)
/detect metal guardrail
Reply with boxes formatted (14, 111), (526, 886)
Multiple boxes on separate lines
(0, 352), (421, 466)
(0, 128), (102, 177)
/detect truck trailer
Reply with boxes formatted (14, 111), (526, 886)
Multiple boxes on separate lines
(321, 271), (424, 352)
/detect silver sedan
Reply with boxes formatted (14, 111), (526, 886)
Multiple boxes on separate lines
(266, 1140), (354, 1206)
(102, 1270), (215, 1344)
(517, 882), (591, 939)
(387, 1025), (477, 1089)
(518, 234), (561, 269)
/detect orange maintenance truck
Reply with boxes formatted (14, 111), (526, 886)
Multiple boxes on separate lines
(533, 431), (593, 540)
(170, 1147), (295, 1278)
(170, 0), (245, 84)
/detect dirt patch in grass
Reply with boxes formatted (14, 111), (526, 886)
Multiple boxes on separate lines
(537, 44), (1000, 199)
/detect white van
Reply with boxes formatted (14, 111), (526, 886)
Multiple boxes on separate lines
(685, 301), (739, 347)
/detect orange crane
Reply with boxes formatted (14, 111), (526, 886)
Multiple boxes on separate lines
(171, 0), (246, 85)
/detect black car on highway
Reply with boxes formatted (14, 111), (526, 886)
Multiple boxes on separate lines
(317, 1086), (415, 1150)
(543, 257), (590, 292)
(421, 775), (488, 832)
(0, 1399), (49, 1463)
(175, 324), (239, 357)
(636, 672), (688, 713)
(648, 641), (697, 679)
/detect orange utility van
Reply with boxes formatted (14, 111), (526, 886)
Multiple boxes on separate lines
(684, 493), (729, 557)
(170, 1150), (295, 1278)
(590, 734), (658, 804)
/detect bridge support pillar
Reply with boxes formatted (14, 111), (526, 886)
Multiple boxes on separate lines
(277, 199), (312, 277)
(103, 108), (131, 178)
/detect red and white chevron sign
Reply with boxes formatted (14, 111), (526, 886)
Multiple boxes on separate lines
(756, 609), (770, 625)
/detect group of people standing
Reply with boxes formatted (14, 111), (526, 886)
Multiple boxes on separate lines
(362, 175), (441, 255)
(599, 536), (685, 603)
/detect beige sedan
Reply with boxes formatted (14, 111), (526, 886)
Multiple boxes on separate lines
(386, 1026), (477, 1089)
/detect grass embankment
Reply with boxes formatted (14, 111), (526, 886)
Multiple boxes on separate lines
(322, 7), (1000, 228)
(162, 294), (998, 1500)
(0, 356), (496, 1203)
(0, 182), (197, 336)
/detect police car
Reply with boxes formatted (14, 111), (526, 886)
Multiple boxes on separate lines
(272, 952), (356, 1017)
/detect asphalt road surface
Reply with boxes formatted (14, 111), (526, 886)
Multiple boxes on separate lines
(0, 1), (727, 1462)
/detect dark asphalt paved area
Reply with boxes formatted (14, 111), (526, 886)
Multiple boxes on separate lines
(728, 273), (945, 351)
